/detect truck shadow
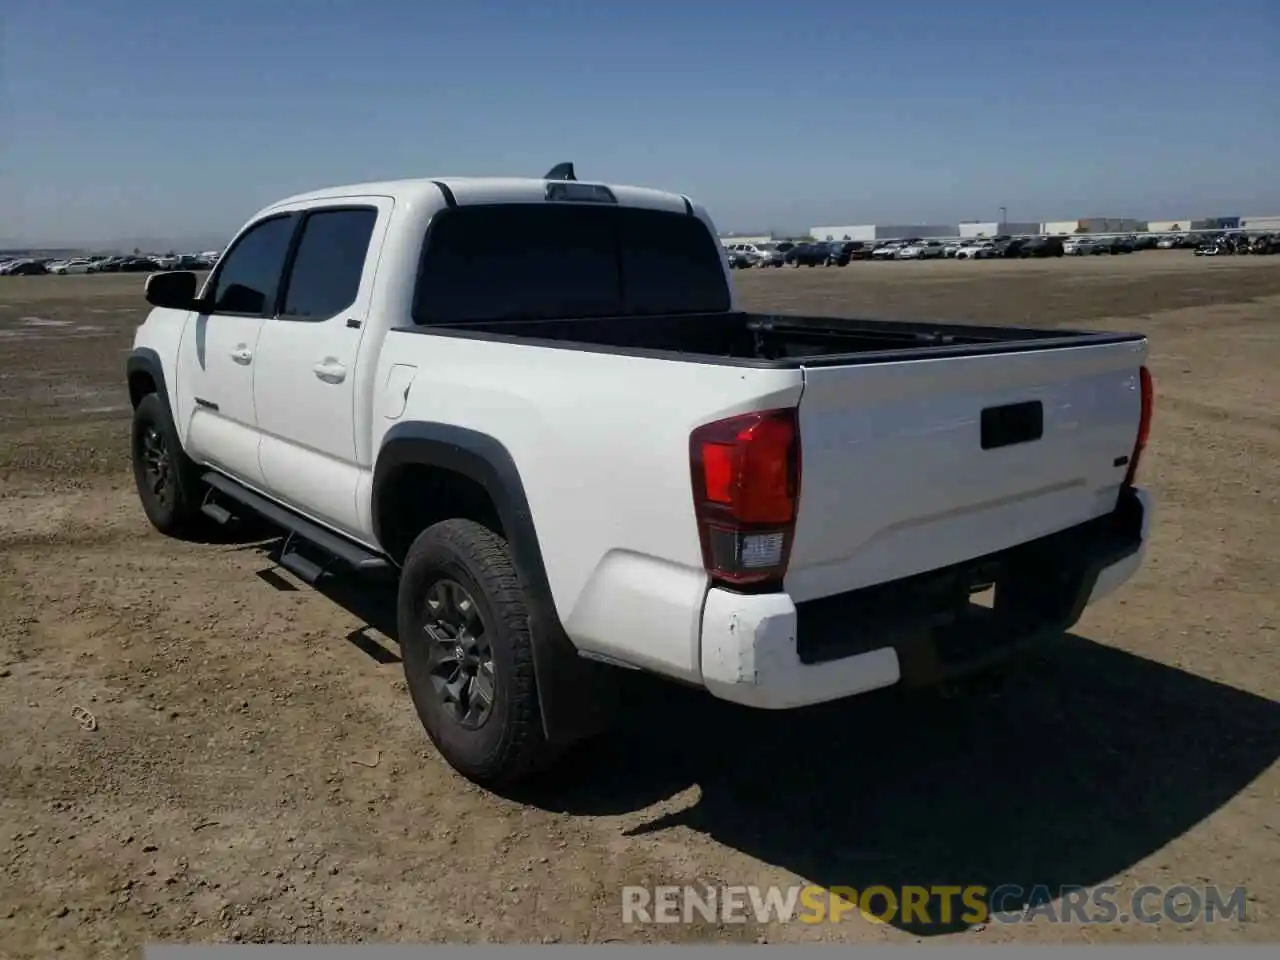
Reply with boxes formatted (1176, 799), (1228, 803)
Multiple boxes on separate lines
(244, 548), (1279, 937)
(511, 635), (1280, 936)
(240, 537), (402, 662)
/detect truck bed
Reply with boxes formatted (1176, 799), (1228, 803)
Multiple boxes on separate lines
(404, 311), (1142, 367)
(390, 305), (1149, 610)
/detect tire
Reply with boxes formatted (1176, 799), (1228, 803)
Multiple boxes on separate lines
(398, 519), (552, 787)
(130, 392), (208, 538)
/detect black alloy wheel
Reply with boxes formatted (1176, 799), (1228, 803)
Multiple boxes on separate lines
(420, 578), (496, 729)
(138, 423), (173, 511)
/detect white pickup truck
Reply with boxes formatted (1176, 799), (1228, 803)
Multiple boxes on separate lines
(126, 164), (1155, 787)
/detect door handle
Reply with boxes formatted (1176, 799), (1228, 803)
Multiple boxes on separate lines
(230, 345), (253, 364)
(313, 358), (347, 384)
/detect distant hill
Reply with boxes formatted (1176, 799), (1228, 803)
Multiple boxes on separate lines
(103, 235), (229, 254)
(0, 246), (82, 258)
(0, 234), (228, 255)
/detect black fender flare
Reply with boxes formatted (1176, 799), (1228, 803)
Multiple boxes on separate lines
(126, 346), (203, 472)
(372, 421), (616, 745)
(125, 347), (172, 415)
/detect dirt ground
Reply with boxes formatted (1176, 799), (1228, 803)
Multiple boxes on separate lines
(1, 255), (1277, 956)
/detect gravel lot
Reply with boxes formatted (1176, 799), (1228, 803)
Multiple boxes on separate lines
(1, 255), (1277, 955)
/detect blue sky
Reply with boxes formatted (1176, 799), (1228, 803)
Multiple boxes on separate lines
(3, 0), (1278, 245)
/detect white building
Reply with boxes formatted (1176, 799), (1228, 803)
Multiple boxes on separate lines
(809, 225), (869, 241)
(958, 221), (1041, 238)
(1147, 219), (1196, 233)
(718, 233), (779, 247)
(810, 224), (959, 242)
(1241, 215), (1280, 231)
(1041, 218), (1145, 235)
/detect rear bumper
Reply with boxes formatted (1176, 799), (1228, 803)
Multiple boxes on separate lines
(700, 487), (1152, 710)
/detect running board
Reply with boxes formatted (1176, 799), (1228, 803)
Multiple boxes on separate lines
(201, 501), (234, 525)
(278, 542), (327, 584)
(201, 472), (391, 577)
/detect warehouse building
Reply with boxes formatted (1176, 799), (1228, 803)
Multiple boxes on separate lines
(1075, 217), (1245, 234)
(809, 226), (863, 241)
(810, 224), (959, 242)
(718, 233), (782, 246)
(1240, 215), (1279, 230)
(1162, 218), (1241, 231)
(1041, 218), (1146, 235)
(958, 220), (1041, 238)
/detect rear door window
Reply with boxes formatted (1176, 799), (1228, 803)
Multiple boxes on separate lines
(279, 207), (378, 320)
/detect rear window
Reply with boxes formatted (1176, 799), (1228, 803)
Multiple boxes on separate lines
(412, 204), (730, 325)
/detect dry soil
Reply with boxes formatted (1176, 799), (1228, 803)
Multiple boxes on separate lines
(1, 255), (1277, 956)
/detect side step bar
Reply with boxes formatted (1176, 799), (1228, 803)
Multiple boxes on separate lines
(200, 500), (234, 526)
(201, 472), (391, 582)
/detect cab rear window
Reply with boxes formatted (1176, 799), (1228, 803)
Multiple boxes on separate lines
(412, 204), (730, 325)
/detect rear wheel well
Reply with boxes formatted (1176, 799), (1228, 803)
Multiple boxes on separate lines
(128, 371), (157, 408)
(377, 464), (504, 565)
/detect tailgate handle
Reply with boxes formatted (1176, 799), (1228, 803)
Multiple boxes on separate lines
(981, 400), (1043, 450)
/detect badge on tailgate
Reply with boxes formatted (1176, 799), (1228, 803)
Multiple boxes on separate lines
(980, 400), (1043, 450)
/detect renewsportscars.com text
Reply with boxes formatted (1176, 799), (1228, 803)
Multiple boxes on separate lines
(621, 883), (1247, 926)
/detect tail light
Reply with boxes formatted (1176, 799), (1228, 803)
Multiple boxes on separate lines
(689, 408), (801, 588)
(1123, 365), (1154, 488)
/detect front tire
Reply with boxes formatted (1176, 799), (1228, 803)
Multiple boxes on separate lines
(398, 519), (552, 787)
(131, 393), (207, 538)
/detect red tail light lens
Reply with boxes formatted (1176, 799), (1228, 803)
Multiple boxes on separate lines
(690, 408), (801, 587)
(1123, 365), (1154, 488)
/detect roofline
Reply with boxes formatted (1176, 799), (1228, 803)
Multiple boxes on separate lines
(255, 175), (695, 215)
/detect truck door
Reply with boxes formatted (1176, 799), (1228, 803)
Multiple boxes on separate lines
(175, 212), (298, 488)
(252, 199), (391, 539)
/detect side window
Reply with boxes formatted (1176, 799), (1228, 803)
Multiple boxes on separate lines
(205, 215), (296, 316)
(280, 208), (378, 320)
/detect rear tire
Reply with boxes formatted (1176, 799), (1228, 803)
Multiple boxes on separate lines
(130, 393), (208, 538)
(398, 519), (554, 787)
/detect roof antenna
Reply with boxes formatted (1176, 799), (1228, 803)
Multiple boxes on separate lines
(544, 162), (576, 181)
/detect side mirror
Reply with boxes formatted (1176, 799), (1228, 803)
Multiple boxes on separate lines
(145, 270), (199, 310)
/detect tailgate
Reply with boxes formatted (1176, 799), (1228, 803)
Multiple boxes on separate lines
(786, 338), (1148, 603)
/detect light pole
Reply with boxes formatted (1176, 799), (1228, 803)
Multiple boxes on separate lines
(999, 206), (1007, 229)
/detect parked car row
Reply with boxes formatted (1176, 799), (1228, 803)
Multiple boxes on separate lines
(0, 251), (219, 277)
(724, 239), (878, 268)
(726, 235), (1073, 266)
(1193, 233), (1277, 256)
(1156, 233), (1213, 249)
(723, 229), (1280, 269)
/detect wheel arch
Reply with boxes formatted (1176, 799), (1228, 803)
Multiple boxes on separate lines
(126, 347), (172, 414)
(372, 421), (616, 745)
